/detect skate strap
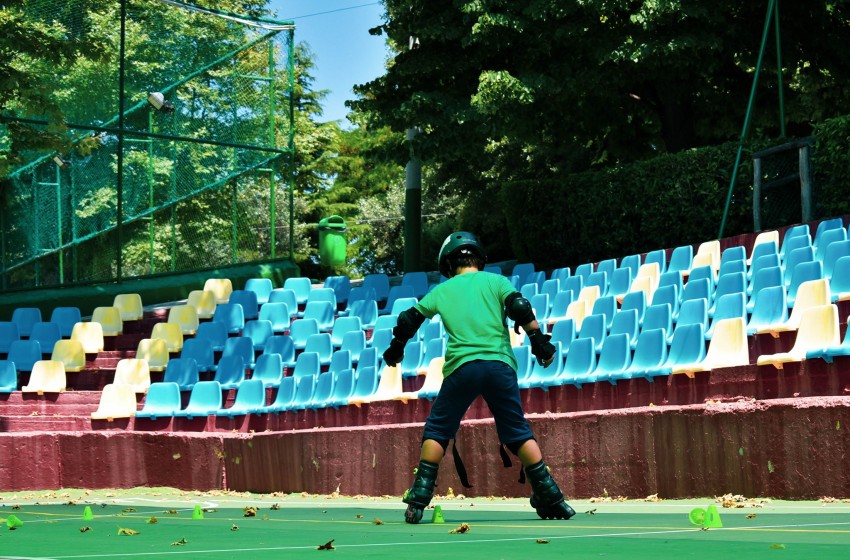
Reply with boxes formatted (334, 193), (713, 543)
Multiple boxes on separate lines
(499, 444), (527, 484)
(451, 439), (472, 488)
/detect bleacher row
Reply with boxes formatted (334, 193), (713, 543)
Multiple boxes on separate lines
(2, 217), (849, 425)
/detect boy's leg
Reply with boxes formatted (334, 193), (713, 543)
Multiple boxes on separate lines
(402, 442), (442, 524)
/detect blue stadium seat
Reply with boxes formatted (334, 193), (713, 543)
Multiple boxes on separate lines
(682, 275), (712, 307)
(324, 275), (352, 307)
(822, 239), (850, 280)
(287, 375), (317, 411)
(611, 328), (668, 383)
(251, 353), (284, 388)
(418, 338), (445, 375)
(0, 360), (17, 393)
(379, 285), (414, 316)
(524, 270), (547, 289)
(747, 241), (779, 274)
(304, 333), (333, 366)
(292, 351), (320, 380)
(195, 321), (228, 352)
(163, 357), (200, 391)
(217, 378), (266, 417)
(329, 349), (352, 375)
(288, 318), (319, 350)
(592, 333), (632, 385)
(363, 273), (391, 305)
(831, 256), (850, 302)
(511, 263), (535, 283)
(779, 234), (812, 265)
(263, 335), (296, 368)
(643, 249), (667, 275)
(390, 296), (419, 317)
(258, 302), (292, 333)
(401, 271), (430, 299)
(268, 288), (299, 314)
(549, 319), (575, 357)
(787, 260), (824, 307)
(596, 259), (618, 280)
(357, 347), (378, 372)
(577, 313), (606, 354)
(180, 337), (215, 373)
(222, 336), (255, 369)
(780, 224), (811, 260)
(340, 330), (366, 363)
(709, 271), (747, 316)
(815, 226), (848, 262)
(347, 299), (379, 329)
(673, 298), (709, 343)
(717, 258), (747, 279)
(574, 262), (594, 281)
(748, 253), (781, 287)
(11, 307), (42, 339)
(746, 285), (789, 335)
(783, 246), (815, 287)
(302, 301), (335, 332)
(519, 342), (564, 390)
(550, 267), (571, 284)
(620, 290), (647, 325)
(228, 290), (259, 321)
(513, 345), (533, 386)
(244, 278), (274, 305)
(173, 381), (222, 419)
(651, 284), (679, 321)
(547, 290), (576, 325)
(591, 295), (616, 330)
(283, 277), (313, 306)
(642, 303), (673, 339)
(806, 314), (850, 363)
(530, 293), (550, 324)
(0, 322), (20, 353)
(242, 319), (274, 351)
(213, 355), (246, 390)
(135, 381), (182, 420)
(326, 368), (355, 408)
(562, 275), (584, 296)
(212, 302), (245, 335)
(347, 365), (378, 404)
(306, 371), (335, 410)
(369, 328), (393, 358)
(747, 265), (784, 313)
(607, 267), (633, 299)
(330, 316), (363, 348)
(586, 271), (608, 297)
(666, 245), (693, 275)
(706, 292), (746, 340)
(609, 308), (639, 349)
(260, 376), (296, 414)
(49, 307), (81, 338)
(399, 339), (423, 378)
(644, 323), (706, 380)
(541, 279), (561, 306)
(304, 288), (337, 315)
(619, 254), (642, 277)
(557, 337), (597, 388)
(7, 339), (41, 371)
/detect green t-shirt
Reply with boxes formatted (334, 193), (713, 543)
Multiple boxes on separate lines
(414, 271), (518, 377)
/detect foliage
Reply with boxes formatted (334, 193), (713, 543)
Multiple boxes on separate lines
(811, 115), (850, 219)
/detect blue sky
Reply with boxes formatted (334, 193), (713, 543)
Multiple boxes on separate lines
(266, 1), (390, 125)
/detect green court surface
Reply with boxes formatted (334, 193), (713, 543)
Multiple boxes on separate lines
(1, 490), (848, 559)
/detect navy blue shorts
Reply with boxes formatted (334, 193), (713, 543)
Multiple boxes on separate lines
(422, 359), (534, 447)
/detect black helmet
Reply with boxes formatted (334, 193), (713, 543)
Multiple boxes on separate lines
(438, 231), (486, 278)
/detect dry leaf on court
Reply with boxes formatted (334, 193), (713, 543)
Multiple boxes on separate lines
(746, 513), (757, 519)
(243, 506), (257, 517)
(204, 508), (217, 513)
(147, 516), (158, 524)
(770, 544), (786, 549)
(373, 518), (384, 525)
(317, 539), (336, 550)
(80, 526), (93, 533)
(11, 505), (20, 510)
(700, 527), (710, 531)
(122, 508), (137, 513)
(270, 503), (281, 510)
(171, 538), (188, 546)
(117, 527), (139, 536)
(164, 510), (178, 514)
(355, 514), (364, 519)
(449, 523), (470, 534)
(231, 524), (239, 531)
(584, 509), (597, 515)
(536, 539), (550, 544)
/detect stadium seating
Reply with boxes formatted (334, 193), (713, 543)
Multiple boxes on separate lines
(672, 318), (749, 378)
(49, 307), (82, 338)
(577, 313), (606, 354)
(263, 335), (296, 368)
(747, 266), (784, 313)
(768, 278), (831, 335)
(195, 321), (228, 352)
(705, 292), (746, 339)
(291, 351), (320, 380)
(217, 378), (266, 417)
(340, 330), (366, 363)
(813, 218), (844, 248)
(242, 319), (274, 351)
(806, 312), (850, 363)
(822, 239), (850, 279)
(268, 288), (299, 313)
(609, 308), (639, 349)
(324, 275), (352, 307)
(113, 358), (151, 393)
(619, 254), (642, 277)
(329, 349), (353, 376)
(347, 365), (378, 403)
(258, 302), (292, 333)
(286, 375), (317, 411)
(283, 277), (313, 306)
(643, 323), (706, 380)
(151, 322), (184, 353)
(11, 307), (42, 338)
(252, 353), (284, 388)
(21, 360), (65, 394)
(91, 383), (137, 421)
(229, 290), (260, 321)
(213, 355), (246, 390)
(173, 380), (223, 419)
(642, 304), (673, 341)
(549, 319), (576, 357)
(350, 364), (402, 405)
(186, 290), (217, 320)
(402, 271), (430, 298)
(620, 291), (647, 324)
(29, 322), (61, 355)
(757, 304), (840, 369)
(557, 337), (596, 388)
(203, 278), (233, 304)
(113, 293), (144, 321)
(91, 306), (123, 336)
(135, 338), (169, 372)
(418, 337), (445, 376)
(289, 318), (320, 350)
(520, 342), (565, 389)
(162, 358), (200, 391)
(212, 302), (245, 335)
(667, 244), (693, 275)
(167, 305), (199, 336)
(398, 339), (423, 378)
(244, 278), (274, 305)
(302, 301), (335, 332)
(397, 357), (445, 403)
(306, 372), (335, 410)
(135, 382), (182, 420)
(179, 338), (215, 373)
(610, 328), (668, 383)
(747, 285), (789, 335)
(8, 340), (42, 371)
(0, 360), (17, 393)
(830, 256), (850, 301)
(326, 368), (355, 408)
(259, 376), (296, 414)
(591, 333), (632, 384)
(222, 336), (255, 369)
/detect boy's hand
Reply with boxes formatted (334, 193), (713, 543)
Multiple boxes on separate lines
(382, 339), (405, 367)
(527, 329), (556, 367)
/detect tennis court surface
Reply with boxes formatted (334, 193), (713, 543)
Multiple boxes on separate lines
(1, 489), (848, 559)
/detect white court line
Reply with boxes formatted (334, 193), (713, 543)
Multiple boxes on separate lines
(23, 520), (850, 559)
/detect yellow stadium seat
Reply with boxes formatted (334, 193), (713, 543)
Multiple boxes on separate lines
(395, 357), (444, 404)
(71, 322), (104, 354)
(21, 360), (66, 394)
(349, 365), (402, 406)
(113, 358), (151, 393)
(167, 304), (199, 336)
(672, 317), (749, 378)
(757, 304), (841, 370)
(692, 240), (721, 274)
(51, 339), (86, 372)
(151, 322), (183, 353)
(113, 293), (144, 321)
(625, 275), (656, 306)
(91, 306), (123, 336)
(135, 338), (169, 372)
(747, 230), (780, 265)
(203, 278), (233, 304)
(91, 383), (137, 421)
(187, 289), (217, 319)
(763, 278), (831, 336)
(577, 285), (600, 314)
(565, 299), (588, 330)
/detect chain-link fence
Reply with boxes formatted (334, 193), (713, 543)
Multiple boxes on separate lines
(0, 0), (295, 289)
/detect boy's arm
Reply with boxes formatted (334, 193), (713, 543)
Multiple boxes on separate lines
(505, 292), (556, 367)
(382, 307), (427, 367)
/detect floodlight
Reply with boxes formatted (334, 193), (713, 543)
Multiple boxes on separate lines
(147, 91), (175, 113)
(52, 155), (69, 168)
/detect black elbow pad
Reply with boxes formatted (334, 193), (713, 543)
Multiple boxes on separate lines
(393, 307), (426, 342)
(505, 291), (535, 326)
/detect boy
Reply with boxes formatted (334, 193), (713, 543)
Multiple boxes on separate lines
(383, 231), (576, 524)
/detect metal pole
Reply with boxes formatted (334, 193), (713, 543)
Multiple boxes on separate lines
(799, 144), (813, 222)
(268, 40), (277, 260)
(148, 110), (155, 274)
(774, 0), (786, 139)
(56, 163), (64, 284)
(718, 0), (776, 239)
(404, 126), (422, 272)
(753, 157), (763, 232)
(287, 28), (295, 261)
(116, 0), (127, 283)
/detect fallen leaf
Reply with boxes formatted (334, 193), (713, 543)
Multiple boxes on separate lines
(449, 523), (470, 534)
(770, 544), (786, 549)
(66, 500), (77, 506)
(270, 503), (281, 510)
(11, 505), (20, 510)
(171, 538), (188, 546)
(584, 509), (597, 515)
(147, 517), (158, 524)
(164, 510), (178, 514)
(243, 506), (257, 517)
(355, 514), (364, 519)
(231, 524), (239, 531)
(203, 508), (217, 513)
(536, 539), (549, 544)
(80, 526), (93, 533)
(117, 527), (139, 536)
(700, 527), (710, 531)
(644, 493), (662, 502)
(746, 513), (757, 519)
(122, 508), (137, 513)
(373, 518), (383, 525)
(317, 539), (336, 550)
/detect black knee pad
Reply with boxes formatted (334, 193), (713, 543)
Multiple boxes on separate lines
(505, 436), (535, 456)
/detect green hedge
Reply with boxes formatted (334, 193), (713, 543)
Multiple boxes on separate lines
(501, 116), (850, 270)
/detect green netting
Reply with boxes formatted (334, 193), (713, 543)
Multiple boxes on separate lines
(0, 0), (295, 289)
